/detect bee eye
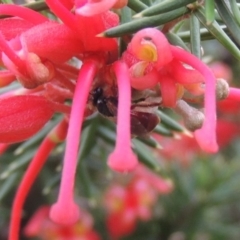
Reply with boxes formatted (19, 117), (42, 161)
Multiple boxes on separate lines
(96, 87), (102, 94)
(92, 87), (102, 96)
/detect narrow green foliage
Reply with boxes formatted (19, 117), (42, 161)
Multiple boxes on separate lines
(133, 0), (195, 18)
(204, 0), (215, 25)
(79, 116), (100, 160)
(127, 0), (147, 12)
(190, 14), (201, 58)
(0, 172), (19, 201)
(42, 174), (61, 195)
(120, 6), (132, 53)
(78, 162), (97, 200)
(102, 7), (189, 37)
(194, 7), (240, 61)
(156, 110), (186, 132)
(141, 0), (152, 6)
(137, 135), (162, 149)
(154, 124), (174, 137)
(133, 139), (162, 173)
(229, 0), (240, 27)
(208, 174), (240, 204)
(166, 32), (190, 50)
(1, 0), (13, 3)
(121, 6), (133, 24)
(23, 0), (48, 12)
(215, 0), (240, 46)
(97, 126), (116, 145)
(177, 25), (228, 41)
(0, 149), (36, 180)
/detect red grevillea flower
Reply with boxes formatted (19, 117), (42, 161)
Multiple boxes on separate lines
(104, 165), (173, 239)
(49, 59), (138, 226)
(123, 28), (218, 153)
(0, 2), (119, 88)
(24, 206), (100, 240)
(0, 2), (136, 237)
(0, 2), (125, 239)
(46, 0), (119, 53)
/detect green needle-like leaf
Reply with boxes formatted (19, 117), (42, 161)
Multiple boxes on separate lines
(137, 135), (162, 149)
(120, 6), (132, 53)
(141, 0), (152, 6)
(190, 14), (201, 58)
(229, 0), (240, 27)
(194, 7), (240, 61)
(156, 110), (186, 133)
(204, 0), (215, 25)
(78, 162), (96, 199)
(42, 174), (61, 195)
(97, 126), (116, 145)
(0, 172), (19, 201)
(0, 149), (36, 180)
(133, 139), (163, 173)
(154, 124), (174, 137)
(23, 0), (48, 12)
(215, 0), (240, 46)
(127, 0), (147, 12)
(166, 32), (190, 50)
(102, 7), (189, 38)
(79, 116), (100, 160)
(134, 0), (195, 18)
(121, 6), (133, 24)
(177, 25), (228, 41)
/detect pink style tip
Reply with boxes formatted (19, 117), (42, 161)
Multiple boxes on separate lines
(49, 201), (80, 225)
(194, 128), (219, 153)
(108, 149), (139, 172)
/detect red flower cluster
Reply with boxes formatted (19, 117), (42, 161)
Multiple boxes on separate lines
(24, 206), (101, 240)
(104, 165), (173, 239)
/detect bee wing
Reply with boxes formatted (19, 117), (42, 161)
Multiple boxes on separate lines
(130, 111), (160, 137)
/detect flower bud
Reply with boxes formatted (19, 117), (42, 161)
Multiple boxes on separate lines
(216, 78), (229, 100)
(0, 95), (54, 143)
(175, 100), (204, 131)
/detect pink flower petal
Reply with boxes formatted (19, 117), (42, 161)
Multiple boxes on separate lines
(76, 0), (118, 16)
(129, 28), (172, 69)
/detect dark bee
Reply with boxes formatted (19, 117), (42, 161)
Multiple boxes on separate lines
(91, 87), (117, 117)
(91, 87), (160, 137)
